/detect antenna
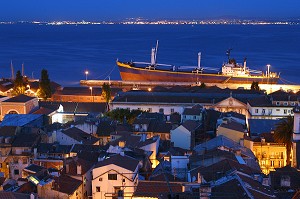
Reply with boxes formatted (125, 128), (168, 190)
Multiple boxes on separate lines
(11, 60), (15, 80)
(154, 40), (159, 64)
(22, 62), (24, 76)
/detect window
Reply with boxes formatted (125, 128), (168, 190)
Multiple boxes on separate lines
(291, 102), (295, 106)
(268, 109), (272, 115)
(8, 110), (18, 114)
(108, 174), (117, 180)
(276, 102), (280, 106)
(271, 160), (274, 167)
(147, 108), (152, 112)
(96, 186), (100, 192)
(262, 109), (265, 114)
(284, 109), (287, 114)
(171, 108), (175, 114)
(283, 102), (288, 106)
(255, 109), (258, 113)
(14, 169), (19, 175)
(276, 109), (280, 112)
(22, 158), (27, 164)
(159, 108), (164, 114)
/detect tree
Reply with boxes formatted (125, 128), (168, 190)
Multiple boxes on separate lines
(199, 82), (206, 88)
(37, 69), (52, 100)
(12, 70), (26, 95)
(251, 81), (260, 91)
(274, 115), (294, 166)
(102, 83), (111, 111)
(105, 108), (144, 124)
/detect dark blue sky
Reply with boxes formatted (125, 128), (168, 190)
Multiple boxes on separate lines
(0, 0), (299, 21)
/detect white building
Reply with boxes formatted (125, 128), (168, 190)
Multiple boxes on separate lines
(247, 94), (296, 119)
(56, 127), (99, 145)
(92, 154), (141, 199)
(171, 120), (201, 150)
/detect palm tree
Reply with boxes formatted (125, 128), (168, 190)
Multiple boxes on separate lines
(101, 83), (111, 112)
(274, 115), (294, 166)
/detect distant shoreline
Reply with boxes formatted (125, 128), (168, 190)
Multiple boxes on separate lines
(0, 19), (299, 26)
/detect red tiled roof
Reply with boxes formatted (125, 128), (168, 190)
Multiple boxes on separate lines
(3, 94), (36, 103)
(181, 120), (201, 132)
(52, 175), (82, 195)
(32, 107), (56, 115)
(133, 181), (182, 198)
(95, 154), (140, 172)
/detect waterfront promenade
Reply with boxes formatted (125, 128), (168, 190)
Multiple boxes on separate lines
(80, 80), (300, 94)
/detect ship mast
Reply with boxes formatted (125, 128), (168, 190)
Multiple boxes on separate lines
(150, 40), (159, 66)
(226, 48), (232, 63)
(11, 60), (15, 80)
(198, 52), (201, 70)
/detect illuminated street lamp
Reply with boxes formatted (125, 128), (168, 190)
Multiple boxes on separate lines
(85, 70), (89, 80)
(89, 87), (93, 102)
(89, 87), (93, 96)
(266, 64), (270, 77)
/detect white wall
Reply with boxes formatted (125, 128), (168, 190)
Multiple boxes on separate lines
(92, 164), (138, 199)
(111, 103), (191, 115)
(171, 126), (191, 150)
(56, 130), (80, 145)
(248, 105), (294, 119)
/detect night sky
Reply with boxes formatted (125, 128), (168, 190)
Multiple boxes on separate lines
(0, 0), (299, 21)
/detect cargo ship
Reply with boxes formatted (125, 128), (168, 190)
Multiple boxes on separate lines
(117, 42), (280, 84)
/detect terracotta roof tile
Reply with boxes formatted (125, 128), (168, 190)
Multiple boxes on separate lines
(52, 175), (82, 195)
(133, 181), (183, 198)
(3, 94), (36, 103)
(94, 154), (140, 172)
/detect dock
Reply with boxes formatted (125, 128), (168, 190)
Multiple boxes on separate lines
(80, 80), (300, 94)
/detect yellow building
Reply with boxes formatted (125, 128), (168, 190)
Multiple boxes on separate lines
(244, 133), (290, 174)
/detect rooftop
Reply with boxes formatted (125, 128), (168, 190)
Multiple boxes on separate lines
(95, 154), (140, 172)
(62, 127), (99, 145)
(3, 94), (36, 103)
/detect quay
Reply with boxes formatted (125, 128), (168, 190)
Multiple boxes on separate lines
(80, 80), (300, 94)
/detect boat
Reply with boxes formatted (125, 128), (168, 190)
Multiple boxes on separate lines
(117, 41), (280, 84)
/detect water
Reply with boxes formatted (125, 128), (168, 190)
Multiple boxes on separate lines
(0, 24), (299, 86)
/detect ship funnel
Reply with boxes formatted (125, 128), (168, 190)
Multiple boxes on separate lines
(198, 52), (201, 69)
(151, 48), (156, 66)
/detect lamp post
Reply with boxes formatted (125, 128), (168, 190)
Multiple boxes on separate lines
(266, 64), (270, 77)
(85, 70), (89, 80)
(89, 87), (93, 102)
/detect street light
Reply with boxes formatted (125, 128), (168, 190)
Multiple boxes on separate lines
(89, 87), (93, 102)
(89, 87), (93, 96)
(266, 64), (270, 77)
(85, 70), (89, 80)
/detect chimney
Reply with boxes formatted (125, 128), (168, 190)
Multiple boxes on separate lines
(77, 164), (82, 175)
(66, 164), (69, 173)
(197, 172), (203, 183)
